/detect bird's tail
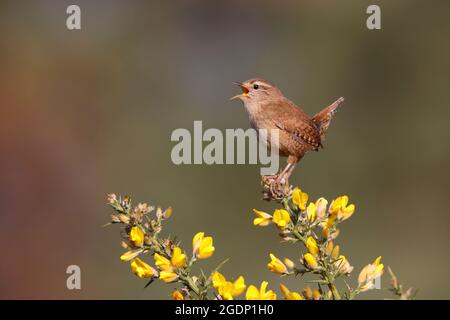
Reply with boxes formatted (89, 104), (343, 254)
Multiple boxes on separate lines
(312, 97), (344, 142)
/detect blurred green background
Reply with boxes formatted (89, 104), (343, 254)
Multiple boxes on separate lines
(1, 0), (449, 299)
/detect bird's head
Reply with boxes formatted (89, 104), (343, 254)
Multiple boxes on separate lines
(230, 78), (282, 103)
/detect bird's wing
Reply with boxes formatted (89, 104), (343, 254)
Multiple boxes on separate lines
(262, 98), (321, 150)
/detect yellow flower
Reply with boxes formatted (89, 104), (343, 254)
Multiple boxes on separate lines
(246, 281), (277, 300)
(280, 284), (303, 300)
(306, 202), (317, 222)
(154, 248), (186, 272)
(253, 209), (272, 227)
(292, 188), (308, 211)
(331, 245), (340, 259)
(334, 255), (353, 274)
(322, 226), (330, 238)
(120, 248), (143, 261)
(302, 287), (313, 299)
(129, 226), (145, 247)
(329, 195), (355, 221)
(315, 197), (328, 220)
(267, 253), (289, 274)
(358, 256), (384, 292)
(306, 236), (319, 257)
(192, 232), (215, 259)
(171, 247), (187, 268)
(304, 253), (319, 270)
(312, 288), (321, 300)
(212, 272), (246, 300)
(159, 270), (178, 283)
(230, 276), (246, 296)
(172, 290), (184, 300)
(212, 272), (227, 289)
(130, 258), (157, 278)
(325, 241), (334, 256)
(163, 207), (173, 219)
(272, 209), (290, 229)
(154, 253), (173, 271)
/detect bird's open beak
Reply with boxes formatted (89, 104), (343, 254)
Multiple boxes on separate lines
(230, 82), (250, 100)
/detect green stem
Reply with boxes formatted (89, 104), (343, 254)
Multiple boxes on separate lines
(328, 282), (341, 300)
(324, 271), (341, 300)
(281, 198), (296, 219)
(348, 288), (360, 300)
(282, 194), (342, 300)
(292, 229), (307, 246)
(180, 274), (202, 299)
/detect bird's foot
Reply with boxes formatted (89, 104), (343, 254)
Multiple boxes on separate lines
(261, 174), (278, 185)
(261, 174), (290, 201)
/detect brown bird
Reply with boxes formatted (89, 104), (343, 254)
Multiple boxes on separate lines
(231, 78), (344, 192)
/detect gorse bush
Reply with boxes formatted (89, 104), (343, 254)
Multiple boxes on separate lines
(106, 187), (413, 300)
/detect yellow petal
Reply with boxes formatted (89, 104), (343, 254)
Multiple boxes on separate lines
(218, 282), (235, 300)
(340, 204), (355, 221)
(198, 236), (214, 259)
(252, 209), (272, 226)
(312, 288), (321, 300)
(288, 291), (303, 300)
(192, 232), (204, 253)
(171, 247), (187, 268)
(163, 207), (173, 219)
(130, 258), (157, 278)
(159, 270), (178, 283)
(280, 284), (303, 300)
(304, 253), (319, 269)
(331, 245), (340, 259)
(330, 195), (355, 221)
(193, 232), (215, 259)
(232, 276), (246, 296)
(212, 272), (227, 289)
(272, 209), (290, 229)
(279, 283), (290, 297)
(329, 196), (343, 214)
(213, 272), (246, 299)
(306, 202), (317, 222)
(303, 287), (313, 299)
(325, 241), (334, 256)
(322, 226), (330, 239)
(373, 256), (384, 277)
(129, 226), (145, 247)
(260, 281), (277, 300)
(376, 263), (384, 276)
(292, 188), (308, 211)
(246, 285), (260, 300)
(120, 248), (143, 261)
(172, 290), (184, 300)
(306, 237), (319, 257)
(154, 253), (172, 271)
(267, 253), (288, 274)
(374, 256), (382, 266)
(358, 265), (369, 285)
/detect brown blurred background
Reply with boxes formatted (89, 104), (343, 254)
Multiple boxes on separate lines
(0, 0), (449, 299)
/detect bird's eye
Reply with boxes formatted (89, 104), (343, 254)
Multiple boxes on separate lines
(253, 84), (259, 90)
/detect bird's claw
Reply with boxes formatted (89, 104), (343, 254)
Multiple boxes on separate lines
(261, 174), (290, 201)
